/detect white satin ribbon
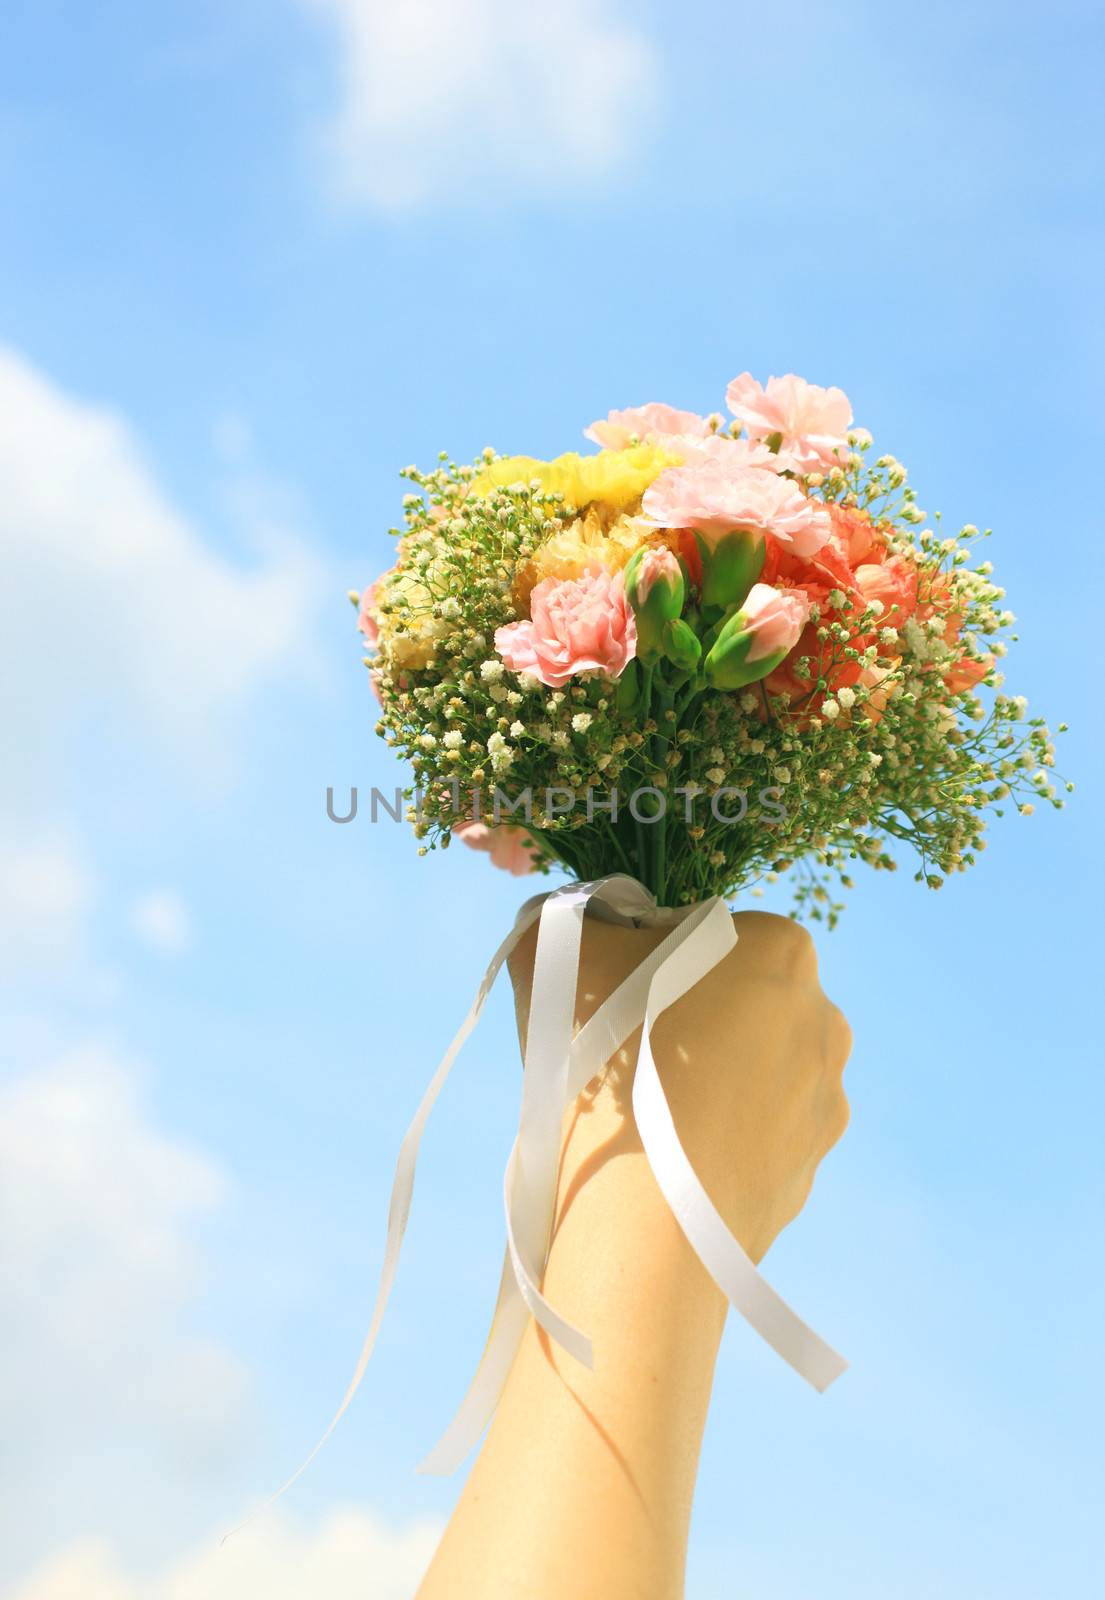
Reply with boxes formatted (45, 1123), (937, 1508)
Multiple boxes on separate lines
(280, 873), (846, 1496)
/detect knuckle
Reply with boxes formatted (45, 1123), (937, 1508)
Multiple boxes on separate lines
(826, 1004), (852, 1069)
(779, 916), (816, 966)
(731, 913), (822, 993)
(814, 996), (852, 1070)
(833, 1087), (851, 1142)
(817, 1085), (850, 1155)
(747, 912), (817, 972)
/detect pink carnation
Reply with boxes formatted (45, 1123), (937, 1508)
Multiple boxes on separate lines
(641, 464), (831, 556)
(585, 402), (712, 450)
(454, 821), (538, 877)
(726, 372), (853, 474)
(495, 568), (637, 688)
(740, 582), (810, 662)
(666, 432), (796, 473)
(357, 577), (382, 646)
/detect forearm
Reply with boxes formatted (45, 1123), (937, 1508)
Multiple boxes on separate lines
(416, 1079), (728, 1600)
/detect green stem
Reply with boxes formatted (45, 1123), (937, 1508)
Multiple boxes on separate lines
(651, 671), (678, 904)
(634, 809), (649, 887)
(675, 675), (704, 726)
(602, 817), (634, 877)
(654, 811), (667, 900)
(634, 662), (656, 886)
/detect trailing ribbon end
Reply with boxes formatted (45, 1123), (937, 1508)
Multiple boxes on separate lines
(241, 901), (546, 1523)
(257, 873), (847, 1514)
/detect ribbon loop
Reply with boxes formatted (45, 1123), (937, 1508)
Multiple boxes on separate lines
(276, 874), (846, 1497)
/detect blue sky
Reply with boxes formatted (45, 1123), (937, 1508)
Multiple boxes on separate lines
(2, 2), (1103, 1595)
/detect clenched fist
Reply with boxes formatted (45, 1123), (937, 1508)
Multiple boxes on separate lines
(509, 908), (851, 1266)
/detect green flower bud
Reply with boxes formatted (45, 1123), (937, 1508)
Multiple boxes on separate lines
(703, 583), (806, 691)
(625, 545), (685, 660)
(662, 618), (702, 673)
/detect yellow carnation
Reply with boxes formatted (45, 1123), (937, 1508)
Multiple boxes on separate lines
(472, 444), (676, 512)
(514, 510), (674, 608)
(564, 445), (679, 510)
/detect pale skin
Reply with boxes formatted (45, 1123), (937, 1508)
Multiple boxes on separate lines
(416, 910), (851, 1600)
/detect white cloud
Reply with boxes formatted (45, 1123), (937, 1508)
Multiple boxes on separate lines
(0, 347), (348, 1571)
(0, 345), (327, 798)
(131, 889), (194, 954)
(304, 0), (658, 209)
(9, 1508), (441, 1600)
(0, 1048), (252, 1562)
(0, 834), (94, 960)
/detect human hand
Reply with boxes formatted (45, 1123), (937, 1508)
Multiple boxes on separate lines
(509, 908), (851, 1265)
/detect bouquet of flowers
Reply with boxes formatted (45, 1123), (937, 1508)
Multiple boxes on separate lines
(355, 373), (1065, 921)
(305, 371), (1071, 1498)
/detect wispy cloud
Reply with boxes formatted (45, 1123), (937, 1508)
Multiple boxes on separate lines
(130, 889), (194, 955)
(0, 346), (328, 801)
(9, 1507), (442, 1600)
(0, 834), (95, 963)
(302, 0), (659, 210)
(0, 1048), (253, 1567)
